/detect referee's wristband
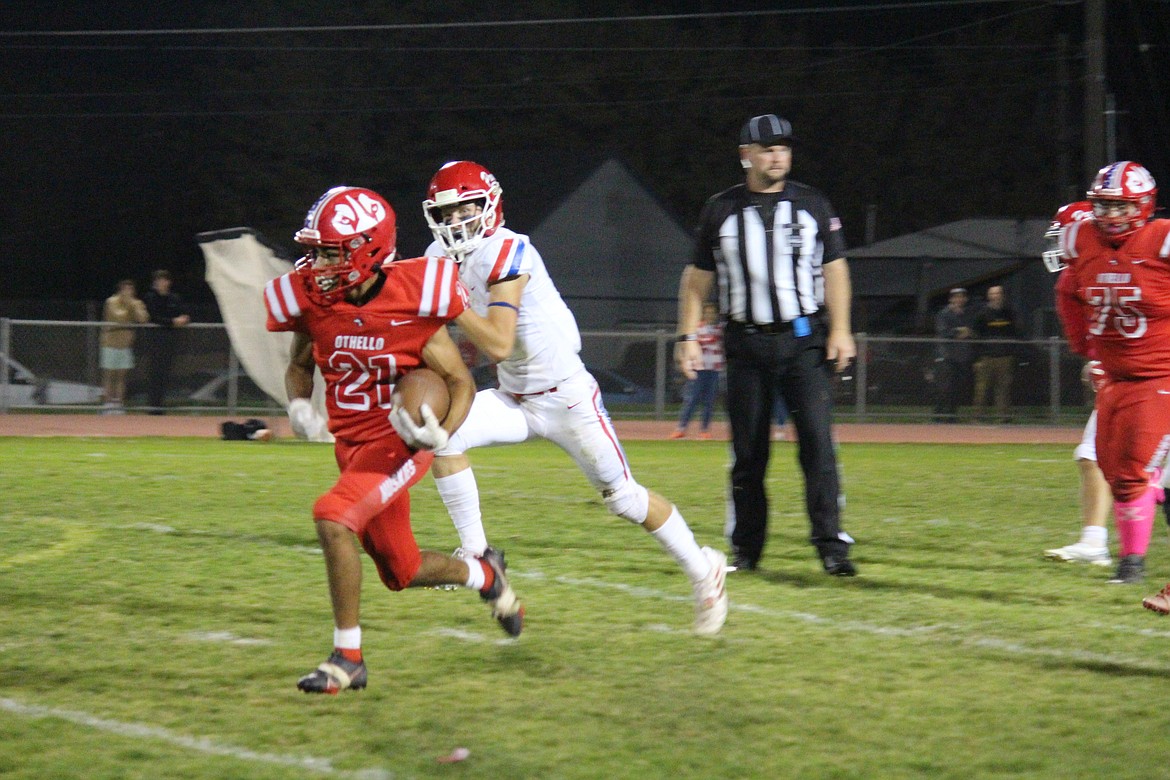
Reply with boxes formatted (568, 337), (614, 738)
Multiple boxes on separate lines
(676, 334), (698, 343)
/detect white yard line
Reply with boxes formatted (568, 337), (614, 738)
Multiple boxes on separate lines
(0, 698), (393, 780)
(516, 570), (1170, 672)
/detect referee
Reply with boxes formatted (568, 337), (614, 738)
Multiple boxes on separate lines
(675, 113), (858, 576)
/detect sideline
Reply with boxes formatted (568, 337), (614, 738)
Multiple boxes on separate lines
(0, 413), (1084, 444)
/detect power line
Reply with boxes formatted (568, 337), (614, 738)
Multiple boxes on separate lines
(0, 42), (1058, 53)
(0, 1), (1044, 37)
(0, 77), (1064, 120)
(1, 51), (1073, 104)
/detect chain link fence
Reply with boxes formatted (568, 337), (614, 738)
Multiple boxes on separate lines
(1, 318), (1092, 423)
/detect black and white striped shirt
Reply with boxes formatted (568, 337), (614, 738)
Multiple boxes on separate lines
(692, 181), (846, 326)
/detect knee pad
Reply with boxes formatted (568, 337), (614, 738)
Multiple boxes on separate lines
(603, 481), (650, 524)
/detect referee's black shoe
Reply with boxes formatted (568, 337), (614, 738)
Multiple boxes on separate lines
(729, 545), (759, 572)
(821, 554), (857, 577)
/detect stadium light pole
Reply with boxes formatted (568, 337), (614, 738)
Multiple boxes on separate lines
(1083, 0), (1106, 181)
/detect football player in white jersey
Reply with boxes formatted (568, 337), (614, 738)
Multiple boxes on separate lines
(1041, 201), (1113, 567)
(421, 160), (728, 636)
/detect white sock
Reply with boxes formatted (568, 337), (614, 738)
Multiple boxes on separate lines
(1080, 525), (1108, 547)
(334, 625), (361, 650)
(464, 558), (486, 591)
(435, 469), (488, 555)
(650, 507), (710, 582)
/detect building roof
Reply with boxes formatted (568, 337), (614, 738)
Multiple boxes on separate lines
(847, 217), (1049, 298)
(848, 217), (1048, 260)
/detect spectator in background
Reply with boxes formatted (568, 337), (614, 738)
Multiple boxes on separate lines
(932, 287), (974, 423)
(99, 279), (148, 414)
(671, 301), (723, 440)
(142, 269), (190, 415)
(972, 285), (1020, 423)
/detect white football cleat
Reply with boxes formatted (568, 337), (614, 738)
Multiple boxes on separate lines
(693, 546), (729, 636)
(1043, 541), (1112, 566)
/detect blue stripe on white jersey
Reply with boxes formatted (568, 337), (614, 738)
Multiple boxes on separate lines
(504, 240), (525, 279)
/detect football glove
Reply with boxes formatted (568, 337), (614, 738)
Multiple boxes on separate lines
(389, 403), (449, 451)
(288, 398), (327, 440)
(1084, 360), (1110, 394)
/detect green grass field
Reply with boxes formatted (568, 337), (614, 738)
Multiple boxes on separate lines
(3, 436), (1170, 779)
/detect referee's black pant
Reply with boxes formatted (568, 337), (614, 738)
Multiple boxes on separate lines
(723, 321), (848, 565)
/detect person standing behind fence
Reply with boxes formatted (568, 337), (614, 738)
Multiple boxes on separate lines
(99, 279), (148, 414)
(932, 287), (974, 423)
(671, 301), (724, 440)
(971, 285), (1019, 423)
(676, 113), (857, 576)
(142, 269), (190, 415)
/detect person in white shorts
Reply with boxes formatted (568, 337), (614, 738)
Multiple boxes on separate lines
(420, 160), (728, 636)
(1044, 407), (1112, 565)
(1041, 202), (1112, 566)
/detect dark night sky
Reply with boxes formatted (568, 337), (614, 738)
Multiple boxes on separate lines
(1, 1), (1168, 312)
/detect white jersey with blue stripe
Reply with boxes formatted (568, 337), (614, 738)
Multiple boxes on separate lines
(425, 227), (585, 394)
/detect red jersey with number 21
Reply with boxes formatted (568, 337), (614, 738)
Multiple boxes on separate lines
(1059, 219), (1170, 380)
(263, 256), (468, 442)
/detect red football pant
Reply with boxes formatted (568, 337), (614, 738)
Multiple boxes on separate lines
(313, 437), (435, 591)
(1095, 379), (1170, 502)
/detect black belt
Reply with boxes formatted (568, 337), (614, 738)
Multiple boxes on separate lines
(726, 318), (810, 335)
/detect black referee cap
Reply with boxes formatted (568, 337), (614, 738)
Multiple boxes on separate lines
(739, 114), (796, 146)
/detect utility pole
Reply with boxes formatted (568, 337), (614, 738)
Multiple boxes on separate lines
(1056, 33), (1076, 203)
(1083, 0), (1106, 182)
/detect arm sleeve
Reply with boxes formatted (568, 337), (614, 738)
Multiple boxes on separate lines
(1055, 268), (1090, 356)
(819, 201), (848, 260)
(263, 273), (306, 333)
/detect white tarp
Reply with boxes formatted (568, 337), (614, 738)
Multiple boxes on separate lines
(198, 228), (332, 442)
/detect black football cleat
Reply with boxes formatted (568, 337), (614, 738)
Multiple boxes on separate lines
(297, 651), (368, 694)
(479, 547), (524, 637)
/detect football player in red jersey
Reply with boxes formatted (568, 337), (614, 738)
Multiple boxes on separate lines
(1054, 162), (1170, 586)
(264, 186), (524, 694)
(1042, 201), (1114, 567)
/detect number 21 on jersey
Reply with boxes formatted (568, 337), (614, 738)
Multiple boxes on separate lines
(329, 350), (398, 411)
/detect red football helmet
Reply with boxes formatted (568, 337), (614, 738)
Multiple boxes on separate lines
(1042, 200), (1093, 273)
(1086, 161), (1157, 241)
(294, 186), (396, 304)
(422, 161), (504, 260)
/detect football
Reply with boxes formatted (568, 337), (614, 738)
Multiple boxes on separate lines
(391, 368), (451, 426)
